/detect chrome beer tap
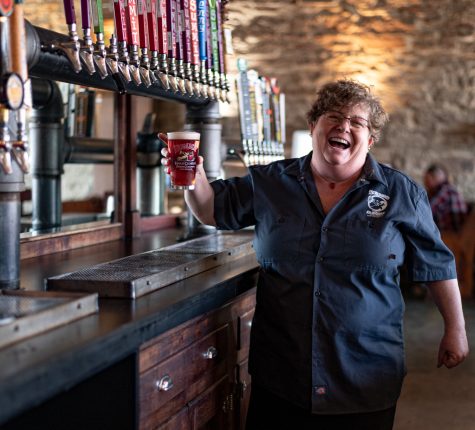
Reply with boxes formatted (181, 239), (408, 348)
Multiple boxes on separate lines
(107, 34), (131, 84)
(78, 0), (96, 75)
(124, 0), (145, 86)
(91, 0), (109, 78)
(59, 0), (82, 72)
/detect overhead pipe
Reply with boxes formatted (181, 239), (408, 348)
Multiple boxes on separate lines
(24, 21), (209, 105)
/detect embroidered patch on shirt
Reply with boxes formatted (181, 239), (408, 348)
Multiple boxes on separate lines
(367, 190), (390, 218)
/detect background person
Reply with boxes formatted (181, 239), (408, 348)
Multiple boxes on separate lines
(424, 163), (468, 232)
(161, 79), (469, 430)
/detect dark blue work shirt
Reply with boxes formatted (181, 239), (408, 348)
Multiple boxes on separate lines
(210, 153), (456, 414)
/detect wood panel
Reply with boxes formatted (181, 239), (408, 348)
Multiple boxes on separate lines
(20, 223), (122, 259)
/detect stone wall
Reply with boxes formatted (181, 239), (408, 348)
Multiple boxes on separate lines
(23, 0), (475, 200)
(225, 0), (475, 200)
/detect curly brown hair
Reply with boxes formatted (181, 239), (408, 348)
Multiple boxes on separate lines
(306, 79), (388, 142)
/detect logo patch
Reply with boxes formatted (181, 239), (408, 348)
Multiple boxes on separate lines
(367, 190), (389, 218)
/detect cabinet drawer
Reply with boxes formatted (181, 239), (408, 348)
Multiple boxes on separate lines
(139, 323), (231, 426)
(190, 376), (234, 429)
(156, 407), (190, 430)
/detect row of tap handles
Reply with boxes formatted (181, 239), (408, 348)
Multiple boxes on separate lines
(49, 0), (231, 102)
(241, 140), (285, 167)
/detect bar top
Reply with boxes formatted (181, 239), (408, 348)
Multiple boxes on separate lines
(0, 228), (258, 425)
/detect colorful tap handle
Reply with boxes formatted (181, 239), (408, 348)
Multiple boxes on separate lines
(166, 0), (176, 58)
(92, 0), (104, 35)
(126, 0), (140, 47)
(216, 0), (224, 75)
(175, 0), (183, 61)
(180, 0), (191, 63)
(146, 0), (158, 51)
(0, 0), (13, 16)
(157, 0), (167, 54)
(189, 0), (199, 66)
(63, 0), (77, 25)
(205, 1), (212, 70)
(208, 0), (218, 73)
(80, 0), (91, 30)
(197, 0), (206, 62)
(138, 0), (149, 48)
(10, 0), (28, 84)
(113, 0), (128, 43)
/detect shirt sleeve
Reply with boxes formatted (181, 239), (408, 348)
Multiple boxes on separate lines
(403, 189), (457, 282)
(210, 174), (256, 230)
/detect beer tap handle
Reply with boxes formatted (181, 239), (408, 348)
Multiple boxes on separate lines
(113, 0), (133, 83)
(125, 0), (143, 86)
(146, 0), (165, 87)
(166, 0), (181, 93)
(137, 0), (154, 86)
(197, 0), (208, 98)
(10, 0), (31, 172)
(188, 0), (201, 97)
(60, 0), (82, 72)
(156, 0), (171, 89)
(204, 1), (215, 100)
(208, 0), (220, 100)
(91, 0), (109, 78)
(216, 0), (228, 102)
(64, 0), (76, 26)
(179, 0), (193, 95)
(78, 0), (96, 74)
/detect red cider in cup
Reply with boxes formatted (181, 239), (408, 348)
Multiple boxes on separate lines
(166, 131), (200, 189)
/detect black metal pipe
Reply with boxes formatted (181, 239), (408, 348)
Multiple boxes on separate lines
(25, 21), (209, 106)
(0, 193), (21, 289)
(29, 78), (64, 231)
(0, 15), (24, 290)
(64, 137), (114, 164)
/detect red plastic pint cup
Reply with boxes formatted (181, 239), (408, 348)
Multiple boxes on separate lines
(165, 131), (200, 190)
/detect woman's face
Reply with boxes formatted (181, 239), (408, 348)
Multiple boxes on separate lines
(310, 104), (373, 175)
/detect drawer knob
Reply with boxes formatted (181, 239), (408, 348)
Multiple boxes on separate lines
(203, 346), (218, 359)
(155, 374), (174, 392)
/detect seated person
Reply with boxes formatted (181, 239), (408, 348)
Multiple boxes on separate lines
(424, 164), (468, 231)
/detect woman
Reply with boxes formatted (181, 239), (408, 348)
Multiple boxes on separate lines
(162, 80), (468, 430)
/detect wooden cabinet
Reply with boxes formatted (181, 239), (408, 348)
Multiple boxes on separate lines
(138, 289), (256, 430)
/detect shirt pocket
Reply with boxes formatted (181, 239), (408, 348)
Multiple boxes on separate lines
(344, 217), (392, 271)
(256, 214), (306, 262)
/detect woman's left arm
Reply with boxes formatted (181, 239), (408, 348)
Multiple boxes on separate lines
(426, 279), (469, 368)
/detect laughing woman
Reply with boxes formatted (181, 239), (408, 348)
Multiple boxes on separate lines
(162, 79), (468, 430)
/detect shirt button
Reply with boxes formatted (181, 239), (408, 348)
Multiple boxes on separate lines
(318, 257), (324, 263)
(322, 226), (328, 232)
(315, 290), (321, 297)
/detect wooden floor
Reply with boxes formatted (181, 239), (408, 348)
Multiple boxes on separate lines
(394, 296), (475, 430)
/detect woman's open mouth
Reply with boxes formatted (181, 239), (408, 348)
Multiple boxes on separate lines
(329, 137), (351, 150)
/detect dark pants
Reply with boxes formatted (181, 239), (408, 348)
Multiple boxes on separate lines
(246, 384), (396, 430)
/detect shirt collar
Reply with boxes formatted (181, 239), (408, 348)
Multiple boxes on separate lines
(283, 152), (388, 187)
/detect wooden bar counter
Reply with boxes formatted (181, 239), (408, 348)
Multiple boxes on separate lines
(0, 228), (259, 430)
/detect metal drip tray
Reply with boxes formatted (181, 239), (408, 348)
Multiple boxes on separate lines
(47, 231), (255, 299)
(0, 290), (98, 349)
